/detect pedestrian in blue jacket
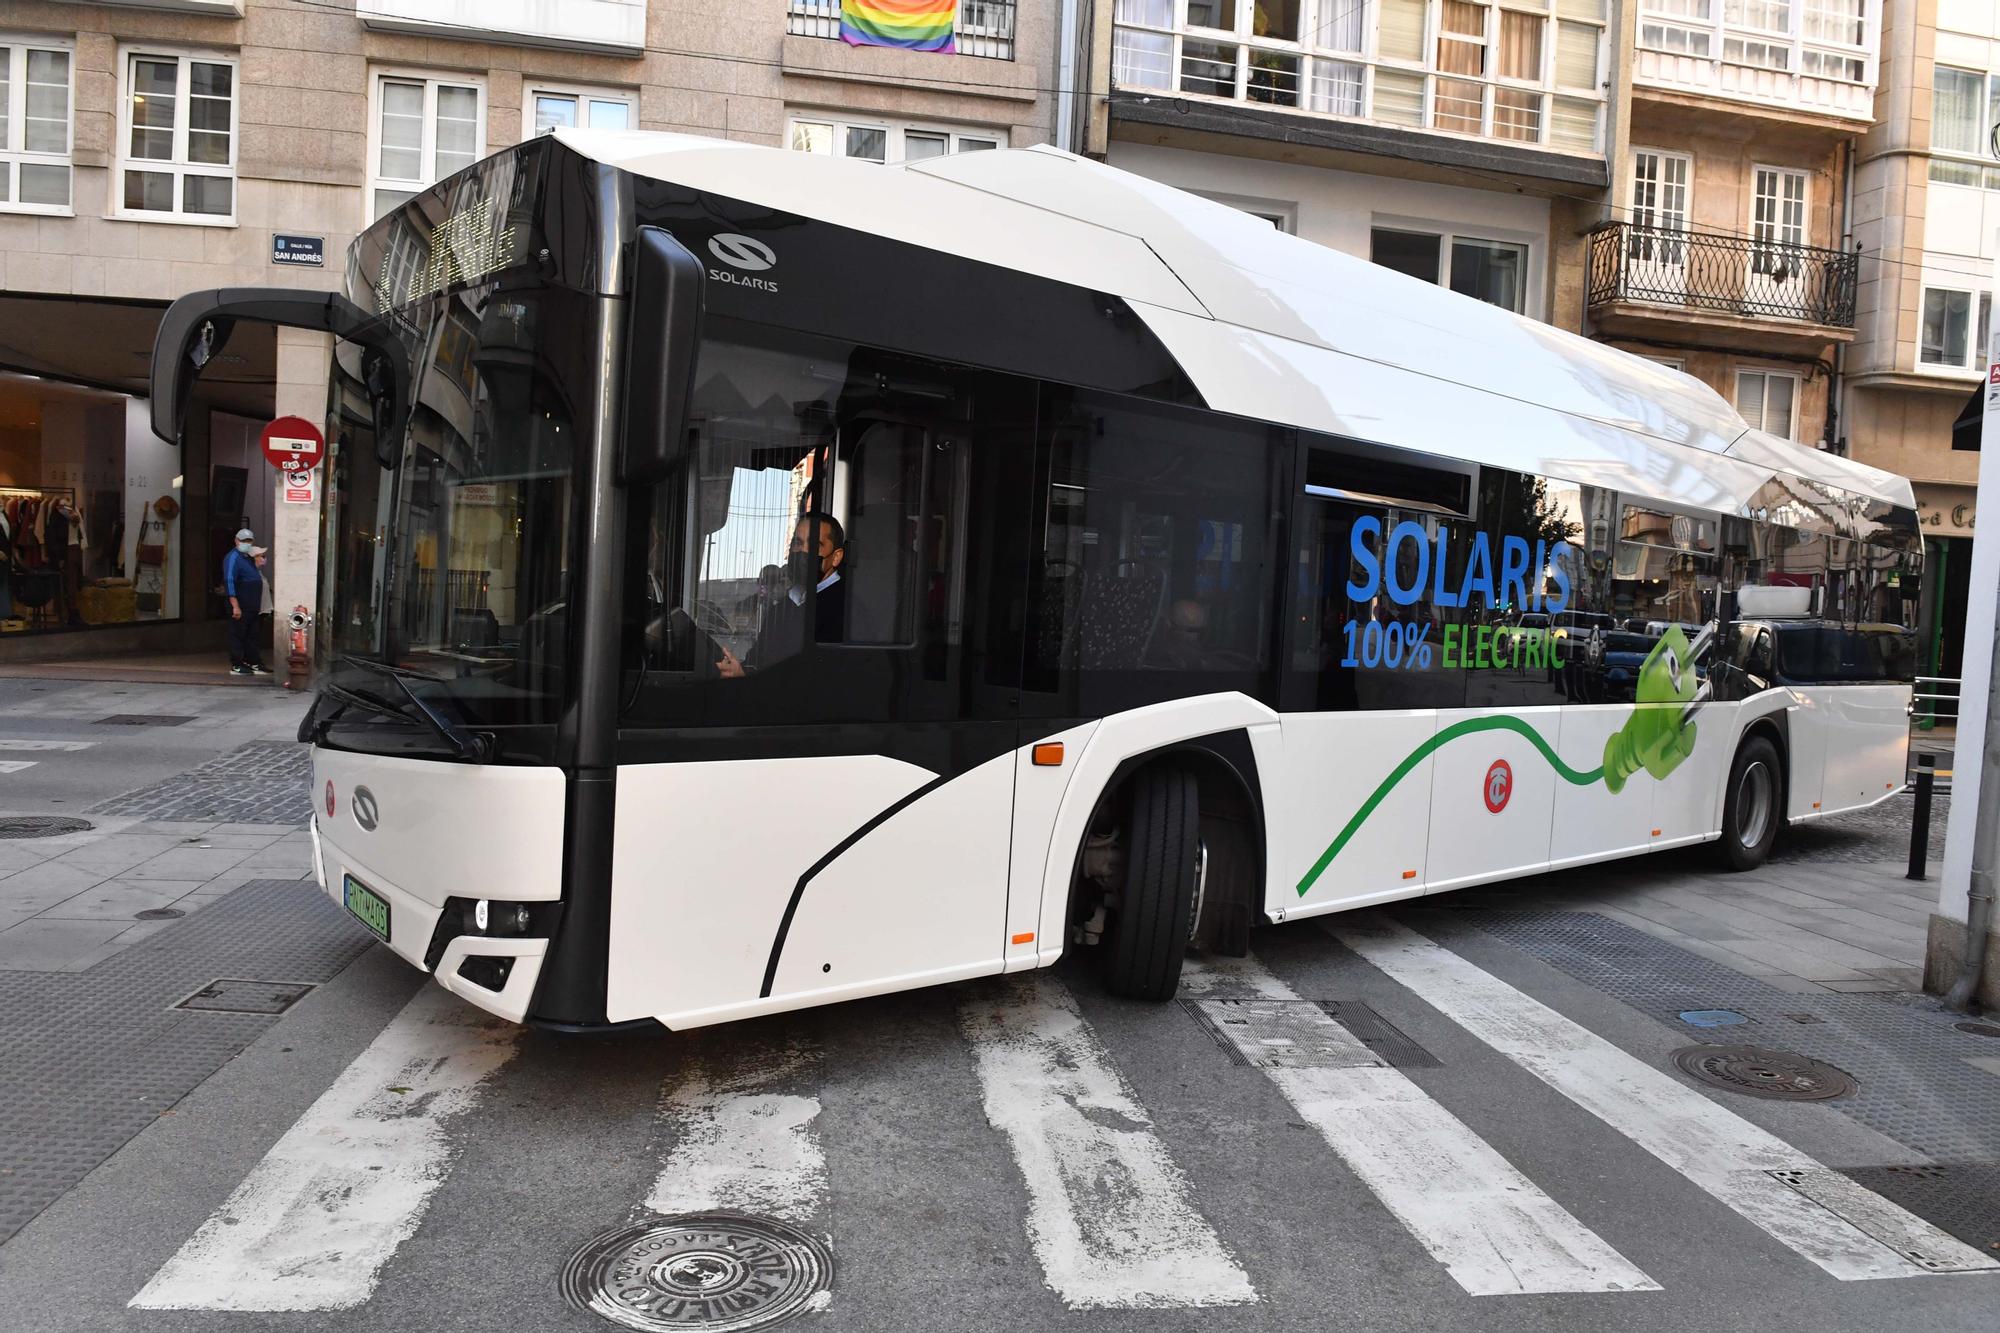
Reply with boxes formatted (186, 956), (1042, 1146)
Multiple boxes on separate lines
(223, 528), (269, 676)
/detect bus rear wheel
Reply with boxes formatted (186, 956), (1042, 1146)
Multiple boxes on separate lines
(1103, 764), (1199, 1001)
(1717, 735), (1782, 871)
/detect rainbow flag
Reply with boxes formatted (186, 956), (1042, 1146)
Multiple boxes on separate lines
(841, 0), (957, 53)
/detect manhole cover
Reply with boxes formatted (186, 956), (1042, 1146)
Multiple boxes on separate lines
(174, 979), (315, 1015)
(94, 714), (195, 727)
(1955, 1022), (2000, 1039)
(1672, 1045), (1857, 1100)
(561, 1213), (832, 1332)
(134, 907), (185, 921)
(0, 815), (93, 839)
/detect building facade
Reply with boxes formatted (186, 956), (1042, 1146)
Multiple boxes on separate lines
(1586, 0), (1878, 468)
(0, 0), (1051, 665)
(1090, 0), (1617, 332)
(1849, 0), (1990, 689)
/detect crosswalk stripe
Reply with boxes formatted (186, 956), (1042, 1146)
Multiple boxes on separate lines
(0, 739), (92, 751)
(1181, 956), (1658, 1295)
(130, 986), (520, 1311)
(644, 1038), (828, 1224)
(0, 760), (36, 773)
(1329, 914), (2000, 1280)
(959, 973), (1258, 1310)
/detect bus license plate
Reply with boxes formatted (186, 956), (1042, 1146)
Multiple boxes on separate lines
(343, 875), (390, 941)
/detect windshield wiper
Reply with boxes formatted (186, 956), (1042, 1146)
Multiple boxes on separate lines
(303, 655), (497, 761)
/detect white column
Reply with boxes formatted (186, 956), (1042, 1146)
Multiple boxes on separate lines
(272, 328), (330, 678)
(1937, 242), (2000, 929)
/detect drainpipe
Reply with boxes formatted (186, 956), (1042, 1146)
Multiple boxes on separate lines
(1057, 0), (1080, 152)
(1827, 137), (1855, 455)
(1946, 577), (2000, 1012)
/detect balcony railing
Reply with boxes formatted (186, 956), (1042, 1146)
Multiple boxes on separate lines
(787, 0), (1016, 61)
(1587, 222), (1857, 329)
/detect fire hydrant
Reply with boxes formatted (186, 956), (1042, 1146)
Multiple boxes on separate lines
(285, 606), (311, 691)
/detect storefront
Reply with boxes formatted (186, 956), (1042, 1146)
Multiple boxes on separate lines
(1914, 481), (1976, 687)
(0, 374), (183, 635)
(0, 294), (280, 667)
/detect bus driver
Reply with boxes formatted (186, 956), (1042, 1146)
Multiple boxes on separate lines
(717, 511), (847, 678)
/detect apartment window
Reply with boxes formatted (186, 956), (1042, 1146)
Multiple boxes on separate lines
(1933, 67), (1987, 158)
(1735, 369), (1799, 438)
(370, 74), (483, 221)
(1641, 0), (1865, 84)
(787, 113), (998, 164)
(528, 85), (633, 135)
(1370, 226), (1529, 312)
(117, 49), (236, 222)
(1629, 149), (1691, 264)
(1802, 0), (1862, 45)
(1111, 0), (1607, 153)
(1723, 0), (1789, 33)
(1920, 288), (1992, 372)
(1749, 165), (1805, 272)
(785, 0), (1016, 60)
(0, 38), (72, 213)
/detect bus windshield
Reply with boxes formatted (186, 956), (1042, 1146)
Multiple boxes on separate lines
(320, 280), (600, 738)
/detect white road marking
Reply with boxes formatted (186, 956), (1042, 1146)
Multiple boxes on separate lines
(645, 1040), (827, 1223)
(0, 760), (37, 774)
(1330, 915), (2000, 1281)
(0, 739), (92, 752)
(1182, 957), (1657, 1295)
(959, 972), (1257, 1310)
(130, 986), (520, 1311)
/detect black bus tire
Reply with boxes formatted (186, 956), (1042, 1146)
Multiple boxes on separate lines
(1716, 734), (1782, 871)
(1104, 764), (1199, 1001)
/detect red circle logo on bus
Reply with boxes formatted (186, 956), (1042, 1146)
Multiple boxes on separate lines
(1484, 760), (1512, 813)
(325, 781), (336, 819)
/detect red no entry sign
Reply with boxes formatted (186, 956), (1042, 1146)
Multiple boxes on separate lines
(261, 415), (324, 471)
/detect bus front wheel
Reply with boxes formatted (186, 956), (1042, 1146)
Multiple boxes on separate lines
(1103, 764), (1200, 1001)
(1717, 734), (1782, 871)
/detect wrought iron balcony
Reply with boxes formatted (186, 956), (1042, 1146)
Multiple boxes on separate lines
(1587, 222), (1857, 329)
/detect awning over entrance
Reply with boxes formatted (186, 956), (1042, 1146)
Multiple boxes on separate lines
(0, 294), (273, 416)
(1952, 382), (1984, 453)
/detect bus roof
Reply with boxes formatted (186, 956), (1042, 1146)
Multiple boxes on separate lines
(555, 128), (1915, 516)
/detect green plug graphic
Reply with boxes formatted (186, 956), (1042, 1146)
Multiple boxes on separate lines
(1602, 625), (1704, 794)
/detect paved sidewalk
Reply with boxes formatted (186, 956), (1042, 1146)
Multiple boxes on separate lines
(0, 815), (314, 972)
(1447, 792), (1951, 997)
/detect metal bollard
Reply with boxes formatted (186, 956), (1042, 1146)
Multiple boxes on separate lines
(1908, 753), (1935, 881)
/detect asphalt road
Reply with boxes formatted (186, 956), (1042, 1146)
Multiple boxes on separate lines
(0, 681), (1994, 1333)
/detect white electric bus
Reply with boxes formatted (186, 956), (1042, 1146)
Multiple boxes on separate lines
(148, 130), (1920, 1032)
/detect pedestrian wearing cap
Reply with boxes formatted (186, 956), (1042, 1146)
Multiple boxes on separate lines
(223, 528), (269, 676)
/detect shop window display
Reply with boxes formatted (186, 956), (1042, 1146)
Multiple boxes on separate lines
(0, 374), (182, 632)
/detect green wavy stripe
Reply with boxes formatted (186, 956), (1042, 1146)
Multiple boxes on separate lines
(1295, 715), (1605, 898)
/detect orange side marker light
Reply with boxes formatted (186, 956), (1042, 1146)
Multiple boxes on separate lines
(1401, 869), (1418, 880)
(1032, 742), (1064, 766)
(1652, 828), (1663, 837)
(1011, 931), (1036, 945)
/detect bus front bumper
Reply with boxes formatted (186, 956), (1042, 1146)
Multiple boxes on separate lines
(310, 814), (547, 1024)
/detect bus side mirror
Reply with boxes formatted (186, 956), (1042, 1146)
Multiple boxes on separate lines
(621, 227), (705, 487)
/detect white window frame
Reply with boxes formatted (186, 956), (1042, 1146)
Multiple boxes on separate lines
(1734, 367), (1802, 438)
(1109, 0), (1609, 156)
(1917, 284), (1990, 376)
(1749, 163), (1807, 247)
(367, 70), (486, 225)
(0, 34), (73, 216)
(1927, 64), (2000, 190)
(523, 82), (635, 137)
(784, 111), (1001, 164)
(113, 45), (238, 227)
(1368, 220), (1540, 317)
(1637, 0), (1870, 87)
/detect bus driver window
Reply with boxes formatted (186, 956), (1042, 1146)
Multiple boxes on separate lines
(716, 512), (847, 677)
